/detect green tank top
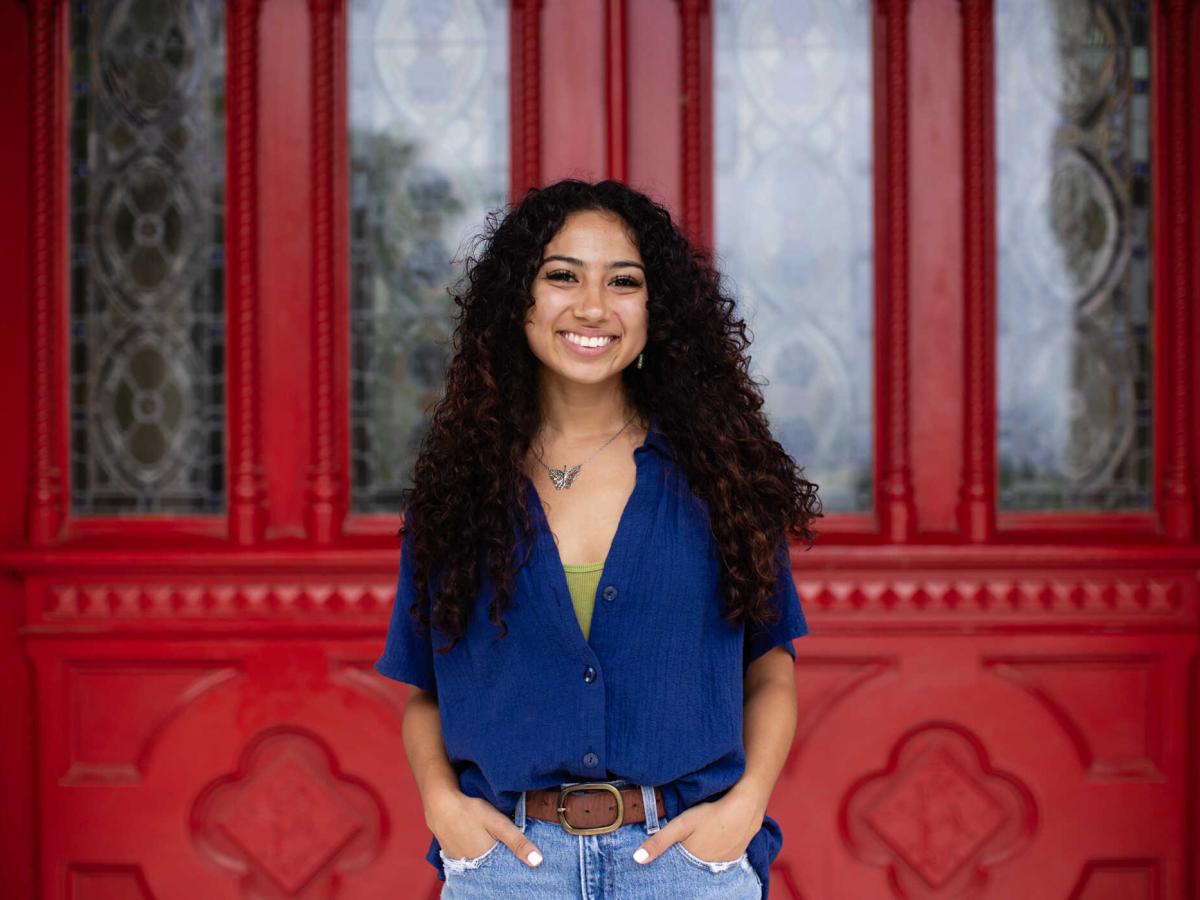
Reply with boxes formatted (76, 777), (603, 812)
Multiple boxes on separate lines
(562, 561), (605, 641)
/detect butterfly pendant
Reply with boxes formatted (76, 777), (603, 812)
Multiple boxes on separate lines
(549, 464), (582, 490)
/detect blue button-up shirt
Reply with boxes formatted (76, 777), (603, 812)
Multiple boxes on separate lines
(376, 417), (810, 897)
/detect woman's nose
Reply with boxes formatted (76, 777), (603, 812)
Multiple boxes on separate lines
(576, 279), (609, 318)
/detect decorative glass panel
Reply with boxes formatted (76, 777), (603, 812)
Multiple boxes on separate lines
(348, 0), (509, 514)
(996, 0), (1152, 511)
(714, 0), (875, 513)
(68, 0), (227, 515)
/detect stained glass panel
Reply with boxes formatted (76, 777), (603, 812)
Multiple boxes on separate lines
(996, 0), (1152, 511)
(714, 0), (875, 513)
(348, 0), (509, 514)
(68, 0), (227, 515)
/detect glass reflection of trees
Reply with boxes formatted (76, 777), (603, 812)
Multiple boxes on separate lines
(348, 0), (508, 515)
(996, 0), (1152, 511)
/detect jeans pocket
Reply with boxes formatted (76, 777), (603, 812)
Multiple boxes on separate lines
(671, 841), (749, 875)
(439, 839), (503, 874)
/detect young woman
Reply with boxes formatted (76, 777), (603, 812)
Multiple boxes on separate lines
(376, 178), (821, 898)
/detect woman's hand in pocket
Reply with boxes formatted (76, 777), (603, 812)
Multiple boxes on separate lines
(427, 791), (544, 867)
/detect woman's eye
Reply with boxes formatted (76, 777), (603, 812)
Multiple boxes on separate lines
(544, 269), (641, 288)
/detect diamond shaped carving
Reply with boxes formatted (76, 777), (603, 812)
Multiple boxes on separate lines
(864, 748), (1006, 886)
(218, 755), (361, 893)
(842, 723), (1036, 898)
(192, 728), (384, 895)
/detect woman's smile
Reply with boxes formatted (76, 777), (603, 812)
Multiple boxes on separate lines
(524, 209), (648, 384)
(557, 330), (620, 357)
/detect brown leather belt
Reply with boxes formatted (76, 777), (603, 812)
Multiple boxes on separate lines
(525, 782), (665, 835)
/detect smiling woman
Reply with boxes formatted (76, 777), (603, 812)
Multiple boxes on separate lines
(524, 209), (648, 378)
(376, 178), (821, 899)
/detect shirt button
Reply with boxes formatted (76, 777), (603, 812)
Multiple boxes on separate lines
(583, 665), (597, 683)
(602, 585), (618, 601)
(583, 752), (599, 767)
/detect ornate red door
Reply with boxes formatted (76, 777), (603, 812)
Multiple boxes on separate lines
(2, 1), (1198, 898)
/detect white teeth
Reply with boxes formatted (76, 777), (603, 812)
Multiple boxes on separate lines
(562, 332), (615, 348)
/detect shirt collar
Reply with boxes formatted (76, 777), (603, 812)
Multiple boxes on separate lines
(637, 415), (675, 461)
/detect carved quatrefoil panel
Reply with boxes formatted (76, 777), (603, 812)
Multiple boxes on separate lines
(841, 723), (1036, 897)
(192, 728), (384, 897)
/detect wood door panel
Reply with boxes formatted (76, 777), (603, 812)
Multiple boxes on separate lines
(3, 0), (1197, 897)
(31, 639), (431, 900)
(768, 634), (1190, 899)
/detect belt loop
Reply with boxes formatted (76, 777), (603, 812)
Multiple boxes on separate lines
(515, 790), (527, 832)
(640, 784), (661, 834)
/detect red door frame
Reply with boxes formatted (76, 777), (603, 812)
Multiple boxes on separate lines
(2, 0), (1199, 897)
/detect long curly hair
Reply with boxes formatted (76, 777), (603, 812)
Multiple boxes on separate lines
(400, 178), (822, 654)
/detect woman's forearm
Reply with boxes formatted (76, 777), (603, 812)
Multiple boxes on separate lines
(402, 687), (462, 825)
(731, 646), (799, 818)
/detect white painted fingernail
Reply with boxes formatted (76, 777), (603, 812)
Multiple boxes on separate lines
(633, 848), (649, 863)
(527, 850), (543, 866)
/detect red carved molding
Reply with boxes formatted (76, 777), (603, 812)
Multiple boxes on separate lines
(27, 0), (64, 545)
(306, 0), (345, 544)
(808, 573), (1191, 623)
(1159, 0), (1197, 540)
(62, 663), (239, 786)
(677, 0), (710, 247)
(511, 0), (542, 197)
(841, 722), (1036, 897)
(1067, 859), (1161, 900)
(606, 0), (628, 181)
(783, 658), (896, 770)
(192, 727), (384, 894)
(227, 0), (268, 546)
(957, 0), (996, 542)
(66, 865), (152, 899)
(986, 654), (1164, 780)
(26, 571), (1196, 634)
(879, 0), (915, 541)
(40, 582), (395, 622)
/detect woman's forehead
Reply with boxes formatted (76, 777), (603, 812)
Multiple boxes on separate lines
(543, 210), (640, 260)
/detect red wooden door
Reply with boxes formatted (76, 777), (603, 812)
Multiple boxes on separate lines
(2, 1), (1198, 899)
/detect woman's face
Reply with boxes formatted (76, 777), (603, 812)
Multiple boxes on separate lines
(524, 209), (649, 387)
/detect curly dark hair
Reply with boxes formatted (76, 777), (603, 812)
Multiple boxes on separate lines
(400, 178), (822, 655)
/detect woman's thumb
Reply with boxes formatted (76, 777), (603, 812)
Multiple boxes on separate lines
(499, 820), (544, 867)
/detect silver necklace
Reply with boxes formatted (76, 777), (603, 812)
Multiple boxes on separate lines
(533, 413), (639, 490)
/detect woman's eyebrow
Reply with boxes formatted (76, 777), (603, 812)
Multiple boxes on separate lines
(542, 254), (645, 272)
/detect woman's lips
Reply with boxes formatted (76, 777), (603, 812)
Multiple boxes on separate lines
(557, 331), (619, 357)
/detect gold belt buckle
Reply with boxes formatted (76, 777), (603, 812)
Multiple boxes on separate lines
(557, 782), (624, 835)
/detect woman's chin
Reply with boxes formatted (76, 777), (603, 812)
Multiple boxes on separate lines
(542, 359), (625, 386)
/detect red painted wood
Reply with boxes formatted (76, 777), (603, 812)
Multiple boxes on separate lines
(958, 0), (997, 544)
(227, 0), (268, 546)
(1157, 0), (1197, 542)
(1192, 10), (1200, 896)
(307, 0), (343, 545)
(510, 0), (542, 198)
(540, 0), (607, 184)
(260, 0), (315, 542)
(606, 0), (628, 181)
(908, 0), (965, 538)
(1, 0), (1198, 897)
(678, 0), (709, 246)
(3, 6), (40, 893)
(626, 0), (682, 217)
(876, 0), (916, 542)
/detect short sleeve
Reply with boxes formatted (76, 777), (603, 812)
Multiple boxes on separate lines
(743, 538), (809, 672)
(375, 511), (438, 695)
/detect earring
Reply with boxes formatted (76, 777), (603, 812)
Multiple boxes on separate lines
(637, 352), (644, 370)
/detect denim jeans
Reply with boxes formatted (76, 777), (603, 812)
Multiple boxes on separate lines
(439, 781), (762, 899)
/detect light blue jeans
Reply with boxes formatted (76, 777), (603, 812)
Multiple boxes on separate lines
(439, 781), (762, 899)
